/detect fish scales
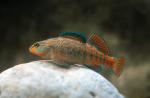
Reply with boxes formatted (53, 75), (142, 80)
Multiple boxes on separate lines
(51, 38), (85, 64)
(52, 38), (114, 68)
(29, 33), (125, 76)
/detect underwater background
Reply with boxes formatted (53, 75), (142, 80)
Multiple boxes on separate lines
(0, 0), (150, 98)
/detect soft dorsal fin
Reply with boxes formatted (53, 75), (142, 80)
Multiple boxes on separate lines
(59, 32), (87, 43)
(87, 33), (109, 55)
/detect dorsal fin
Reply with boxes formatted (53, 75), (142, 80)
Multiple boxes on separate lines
(59, 32), (87, 43)
(88, 33), (109, 55)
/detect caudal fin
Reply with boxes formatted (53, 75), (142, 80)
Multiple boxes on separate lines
(112, 57), (125, 76)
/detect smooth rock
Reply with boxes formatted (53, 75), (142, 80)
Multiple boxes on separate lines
(0, 60), (124, 98)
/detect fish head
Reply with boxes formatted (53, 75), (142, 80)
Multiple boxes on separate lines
(29, 38), (57, 58)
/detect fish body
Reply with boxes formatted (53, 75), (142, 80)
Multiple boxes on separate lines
(29, 32), (125, 76)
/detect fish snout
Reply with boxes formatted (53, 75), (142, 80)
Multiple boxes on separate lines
(29, 43), (47, 57)
(29, 46), (37, 55)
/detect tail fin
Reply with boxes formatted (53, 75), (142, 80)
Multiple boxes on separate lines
(112, 57), (125, 76)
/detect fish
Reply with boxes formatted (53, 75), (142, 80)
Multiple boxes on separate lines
(29, 32), (125, 76)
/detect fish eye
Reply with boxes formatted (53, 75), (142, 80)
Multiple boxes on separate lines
(33, 43), (40, 47)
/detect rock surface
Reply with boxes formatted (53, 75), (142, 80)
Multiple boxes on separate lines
(0, 60), (124, 98)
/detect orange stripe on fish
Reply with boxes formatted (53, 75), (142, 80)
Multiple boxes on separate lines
(29, 32), (125, 77)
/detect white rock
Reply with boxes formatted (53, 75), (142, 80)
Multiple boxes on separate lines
(0, 60), (124, 98)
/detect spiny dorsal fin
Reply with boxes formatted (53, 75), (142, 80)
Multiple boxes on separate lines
(59, 32), (87, 43)
(88, 33), (109, 55)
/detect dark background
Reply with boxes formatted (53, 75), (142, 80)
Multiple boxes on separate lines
(0, 0), (150, 98)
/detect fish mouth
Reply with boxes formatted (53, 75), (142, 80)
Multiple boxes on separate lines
(29, 47), (36, 55)
(29, 47), (46, 57)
